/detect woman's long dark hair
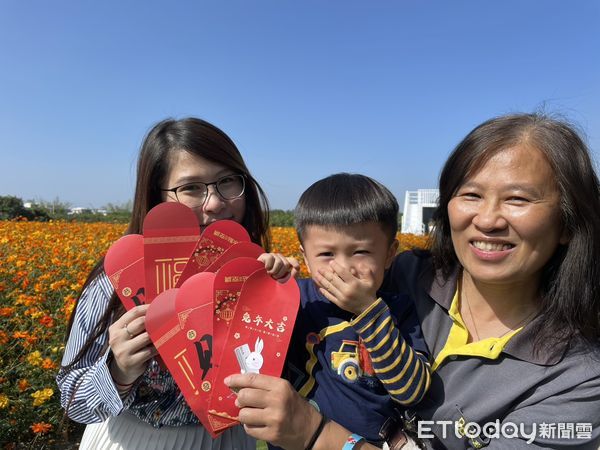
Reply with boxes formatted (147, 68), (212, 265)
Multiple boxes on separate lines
(429, 113), (600, 349)
(62, 118), (271, 368)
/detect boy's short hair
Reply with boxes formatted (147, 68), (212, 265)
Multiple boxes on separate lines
(295, 173), (399, 242)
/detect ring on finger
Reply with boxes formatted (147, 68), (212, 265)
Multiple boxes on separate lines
(124, 323), (134, 339)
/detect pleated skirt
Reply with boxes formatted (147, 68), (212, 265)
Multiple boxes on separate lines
(79, 412), (256, 450)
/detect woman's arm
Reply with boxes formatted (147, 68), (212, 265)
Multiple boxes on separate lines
(226, 373), (379, 450)
(56, 273), (154, 423)
(56, 274), (128, 422)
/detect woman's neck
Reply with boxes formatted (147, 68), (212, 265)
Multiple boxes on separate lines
(460, 271), (540, 341)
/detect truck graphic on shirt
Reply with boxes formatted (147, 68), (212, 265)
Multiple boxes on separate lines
(330, 338), (374, 382)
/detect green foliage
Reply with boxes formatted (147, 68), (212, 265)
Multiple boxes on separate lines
(269, 209), (295, 227)
(0, 196), (131, 223)
(102, 200), (133, 213)
(0, 195), (27, 219)
(0, 196), (50, 221)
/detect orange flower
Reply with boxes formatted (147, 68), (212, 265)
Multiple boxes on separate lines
(39, 315), (55, 328)
(18, 379), (30, 392)
(12, 331), (29, 339)
(0, 307), (15, 317)
(0, 330), (8, 345)
(30, 422), (52, 434)
(41, 358), (57, 370)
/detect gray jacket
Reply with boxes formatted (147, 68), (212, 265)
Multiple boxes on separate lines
(382, 251), (600, 449)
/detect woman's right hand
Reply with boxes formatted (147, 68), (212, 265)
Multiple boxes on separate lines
(226, 373), (378, 450)
(108, 304), (157, 385)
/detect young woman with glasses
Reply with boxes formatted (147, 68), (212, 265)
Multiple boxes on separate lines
(57, 117), (297, 450)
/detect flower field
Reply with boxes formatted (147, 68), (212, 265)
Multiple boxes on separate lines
(0, 220), (428, 447)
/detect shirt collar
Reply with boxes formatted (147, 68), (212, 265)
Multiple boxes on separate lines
(418, 260), (568, 366)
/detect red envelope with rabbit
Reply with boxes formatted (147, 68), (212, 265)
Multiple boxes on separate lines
(208, 269), (300, 422)
(143, 202), (200, 302)
(104, 234), (145, 310)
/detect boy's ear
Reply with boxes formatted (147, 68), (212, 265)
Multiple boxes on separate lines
(385, 239), (399, 269)
(299, 245), (311, 274)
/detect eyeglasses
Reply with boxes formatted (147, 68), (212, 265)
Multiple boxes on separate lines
(161, 174), (246, 208)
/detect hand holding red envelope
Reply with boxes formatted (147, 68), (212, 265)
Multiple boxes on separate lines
(103, 202), (300, 437)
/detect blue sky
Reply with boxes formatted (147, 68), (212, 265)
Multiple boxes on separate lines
(1, 1), (598, 211)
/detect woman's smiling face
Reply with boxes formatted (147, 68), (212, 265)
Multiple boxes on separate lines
(448, 144), (568, 288)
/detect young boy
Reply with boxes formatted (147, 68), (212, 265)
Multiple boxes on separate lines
(283, 173), (430, 447)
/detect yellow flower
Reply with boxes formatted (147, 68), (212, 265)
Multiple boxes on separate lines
(0, 394), (9, 409)
(31, 388), (53, 406)
(27, 350), (43, 367)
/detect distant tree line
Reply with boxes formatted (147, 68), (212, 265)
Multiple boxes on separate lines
(0, 195), (132, 223)
(0, 198), (403, 229)
(269, 209), (295, 227)
(0, 196), (296, 226)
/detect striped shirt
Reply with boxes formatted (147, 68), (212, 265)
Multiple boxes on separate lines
(56, 272), (198, 427)
(282, 279), (431, 444)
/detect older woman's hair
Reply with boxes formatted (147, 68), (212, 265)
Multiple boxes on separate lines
(430, 112), (600, 346)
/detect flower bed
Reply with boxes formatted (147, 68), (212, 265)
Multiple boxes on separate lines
(0, 221), (428, 447)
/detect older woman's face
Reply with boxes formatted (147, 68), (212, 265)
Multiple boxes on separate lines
(162, 150), (246, 228)
(448, 144), (567, 288)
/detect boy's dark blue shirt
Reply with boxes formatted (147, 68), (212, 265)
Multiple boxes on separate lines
(272, 278), (429, 447)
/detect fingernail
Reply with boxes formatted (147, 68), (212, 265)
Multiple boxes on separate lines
(224, 376), (231, 385)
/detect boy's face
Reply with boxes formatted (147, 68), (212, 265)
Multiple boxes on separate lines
(300, 222), (398, 290)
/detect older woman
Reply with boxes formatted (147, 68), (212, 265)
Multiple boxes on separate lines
(227, 113), (600, 450)
(380, 113), (600, 449)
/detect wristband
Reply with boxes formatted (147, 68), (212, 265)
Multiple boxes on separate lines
(342, 433), (365, 450)
(110, 372), (136, 390)
(305, 413), (328, 450)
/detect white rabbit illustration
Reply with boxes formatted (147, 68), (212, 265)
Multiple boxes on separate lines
(244, 337), (264, 374)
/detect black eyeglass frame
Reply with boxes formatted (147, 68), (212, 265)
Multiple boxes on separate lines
(160, 174), (246, 206)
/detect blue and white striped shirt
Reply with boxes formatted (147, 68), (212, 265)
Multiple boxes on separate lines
(56, 272), (198, 427)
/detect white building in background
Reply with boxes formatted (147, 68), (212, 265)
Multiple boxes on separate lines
(401, 189), (439, 235)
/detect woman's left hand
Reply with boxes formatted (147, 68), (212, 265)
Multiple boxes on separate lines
(258, 253), (300, 282)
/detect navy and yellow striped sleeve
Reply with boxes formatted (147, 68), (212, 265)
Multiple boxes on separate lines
(350, 298), (431, 406)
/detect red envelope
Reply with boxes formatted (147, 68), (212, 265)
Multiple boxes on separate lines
(204, 242), (264, 273)
(204, 257), (265, 432)
(172, 272), (227, 437)
(104, 234), (145, 310)
(144, 288), (180, 370)
(213, 257), (265, 363)
(143, 203), (200, 302)
(176, 220), (251, 288)
(208, 270), (300, 422)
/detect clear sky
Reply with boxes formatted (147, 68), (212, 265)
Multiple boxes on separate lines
(1, 1), (598, 211)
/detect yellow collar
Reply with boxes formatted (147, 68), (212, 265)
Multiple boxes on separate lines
(432, 289), (522, 371)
